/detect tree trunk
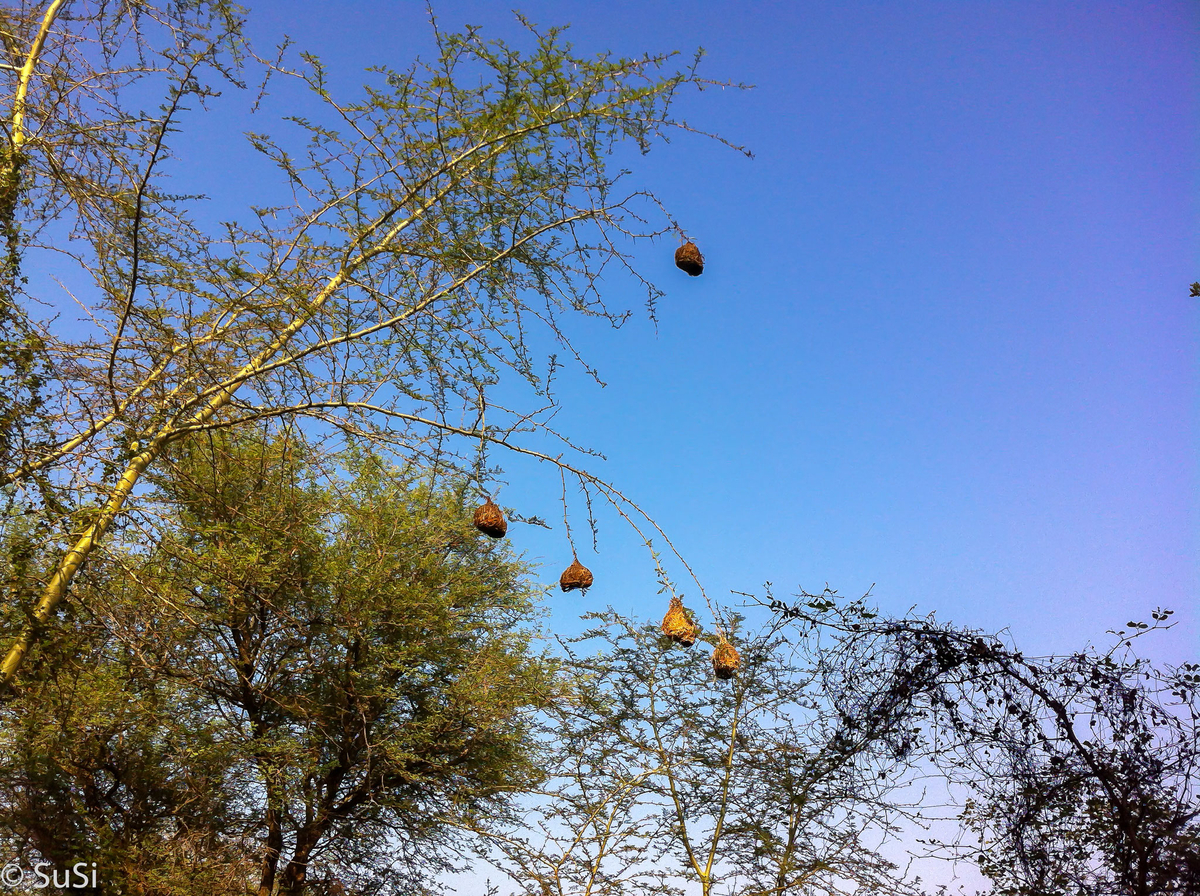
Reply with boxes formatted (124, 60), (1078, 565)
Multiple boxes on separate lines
(278, 822), (327, 896)
(257, 801), (284, 896)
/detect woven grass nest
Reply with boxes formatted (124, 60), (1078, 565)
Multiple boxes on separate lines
(660, 596), (699, 647)
(559, 556), (593, 592)
(712, 637), (741, 680)
(472, 498), (507, 539)
(674, 241), (704, 276)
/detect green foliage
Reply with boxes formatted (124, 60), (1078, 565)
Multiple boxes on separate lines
(0, 620), (245, 895)
(0, 175), (49, 486)
(0, 0), (743, 686)
(1, 428), (556, 895)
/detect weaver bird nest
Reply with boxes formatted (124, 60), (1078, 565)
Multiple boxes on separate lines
(674, 241), (704, 276)
(661, 596), (699, 647)
(559, 557), (594, 592)
(473, 498), (507, 539)
(712, 637), (741, 680)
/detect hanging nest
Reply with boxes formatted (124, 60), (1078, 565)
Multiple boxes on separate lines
(674, 241), (704, 276)
(661, 596), (699, 647)
(472, 498), (507, 539)
(712, 637), (741, 680)
(559, 556), (593, 592)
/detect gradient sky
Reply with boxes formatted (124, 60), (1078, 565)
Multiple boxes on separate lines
(16, 3), (1187, 891)
(179, 1), (1197, 666)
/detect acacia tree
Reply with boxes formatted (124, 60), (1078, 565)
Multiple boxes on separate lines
(466, 603), (938, 896)
(1, 0), (244, 498)
(921, 620), (1200, 896)
(1, 426), (557, 895)
(761, 593), (1200, 896)
(0, 0), (744, 685)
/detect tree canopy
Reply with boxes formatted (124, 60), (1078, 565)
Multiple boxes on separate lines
(1, 426), (556, 895)
(0, 0), (744, 685)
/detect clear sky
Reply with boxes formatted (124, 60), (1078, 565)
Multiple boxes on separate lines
(14, 3), (1186, 892)
(186, 1), (1197, 664)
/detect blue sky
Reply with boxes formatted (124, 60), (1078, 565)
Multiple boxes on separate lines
(186, 1), (1197, 663)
